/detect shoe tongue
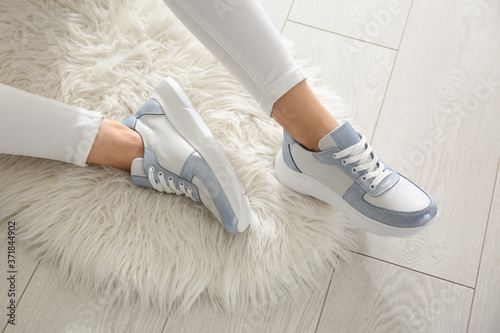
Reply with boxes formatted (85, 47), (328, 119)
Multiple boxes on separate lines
(318, 121), (361, 151)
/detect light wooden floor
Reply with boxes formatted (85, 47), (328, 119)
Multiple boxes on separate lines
(2, 0), (500, 332)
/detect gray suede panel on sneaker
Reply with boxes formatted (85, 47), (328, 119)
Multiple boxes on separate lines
(135, 99), (166, 117)
(180, 151), (238, 234)
(122, 100), (166, 131)
(131, 174), (156, 190)
(342, 180), (438, 228)
(319, 121), (361, 151)
(122, 116), (137, 130)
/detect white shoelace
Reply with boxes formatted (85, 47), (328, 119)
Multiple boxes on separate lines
(333, 135), (391, 189)
(147, 166), (194, 200)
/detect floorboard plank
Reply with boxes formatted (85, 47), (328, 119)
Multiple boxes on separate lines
(468, 159), (500, 333)
(3, 260), (167, 333)
(317, 254), (473, 332)
(289, 0), (412, 49)
(163, 266), (333, 332)
(356, 0), (500, 287)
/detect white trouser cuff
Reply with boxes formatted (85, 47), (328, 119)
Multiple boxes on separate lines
(260, 68), (307, 117)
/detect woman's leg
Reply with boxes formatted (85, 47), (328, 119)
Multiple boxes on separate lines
(162, 0), (338, 151)
(271, 80), (339, 151)
(162, 0), (438, 237)
(0, 81), (250, 232)
(85, 118), (143, 171)
(0, 83), (142, 170)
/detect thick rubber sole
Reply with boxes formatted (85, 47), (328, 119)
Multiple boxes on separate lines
(152, 78), (251, 233)
(274, 149), (436, 238)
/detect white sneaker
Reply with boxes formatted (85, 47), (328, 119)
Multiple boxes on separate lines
(123, 78), (251, 234)
(275, 121), (438, 237)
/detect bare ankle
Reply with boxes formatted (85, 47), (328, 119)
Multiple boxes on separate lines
(86, 118), (144, 170)
(271, 80), (339, 151)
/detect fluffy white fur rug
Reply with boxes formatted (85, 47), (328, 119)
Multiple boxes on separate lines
(0, 0), (355, 313)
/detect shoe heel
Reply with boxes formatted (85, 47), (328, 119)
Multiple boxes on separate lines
(275, 149), (316, 197)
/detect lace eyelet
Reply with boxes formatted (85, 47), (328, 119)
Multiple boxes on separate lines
(188, 187), (192, 191)
(352, 168), (357, 173)
(168, 177), (173, 181)
(158, 172), (163, 177)
(149, 166), (155, 172)
(362, 176), (367, 181)
(179, 182), (184, 186)
(332, 153), (337, 159)
(370, 185), (375, 189)
(342, 160), (347, 165)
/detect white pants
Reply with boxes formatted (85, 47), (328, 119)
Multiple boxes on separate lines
(0, 0), (305, 167)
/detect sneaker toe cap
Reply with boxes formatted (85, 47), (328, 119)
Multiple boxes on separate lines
(345, 176), (438, 229)
(363, 177), (437, 228)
